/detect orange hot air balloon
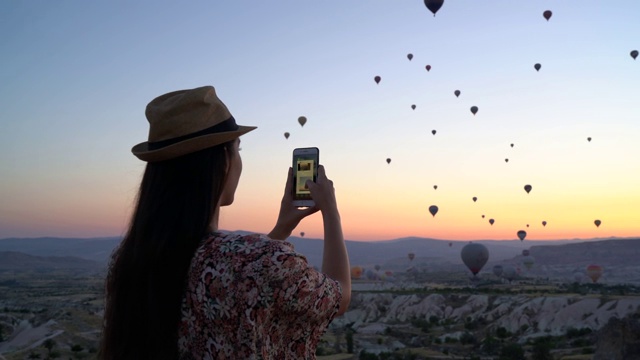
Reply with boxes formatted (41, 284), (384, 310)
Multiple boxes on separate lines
(411, 104), (416, 110)
(489, 218), (495, 225)
(472, 197), (477, 202)
(425, 65), (432, 72)
(632, 50), (639, 60)
(543, 10), (552, 21)
(424, 0), (444, 16)
(594, 219), (601, 227)
(431, 129), (436, 135)
(428, 205), (439, 217)
(284, 132), (290, 139)
(586, 265), (603, 283)
(470, 106), (478, 115)
(298, 116), (307, 127)
(407, 53), (414, 61)
(524, 184), (532, 194)
(454, 90), (460, 97)
(351, 266), (363, 279)
(374, 76), (381, 84)
(534, 63), (541, 71)
(386, 158), (391, 164)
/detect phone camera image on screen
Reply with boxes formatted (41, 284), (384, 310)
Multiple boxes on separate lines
(292, 147), (319, 207)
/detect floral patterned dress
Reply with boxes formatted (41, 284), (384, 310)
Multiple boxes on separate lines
(178, 232), (342, 359)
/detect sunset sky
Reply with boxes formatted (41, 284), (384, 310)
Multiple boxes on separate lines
(1, 1), (638, 241)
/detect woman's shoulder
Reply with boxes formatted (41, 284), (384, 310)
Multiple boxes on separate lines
(197, 231), (296, 255)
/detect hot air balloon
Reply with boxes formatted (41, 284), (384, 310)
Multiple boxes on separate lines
(470, 106), (478, 115)
(586, 265), (603, 283)
(522, 249), (530, 257)
(481, 215), (485, 219)
(522, 256), (535, 270)
(505, 158), (509, 163)
(428, 205), (439, 217)
(534, 63), (541, 71)
(408, 252), (415, 262)
(374, 264), (381, 271)
(542, 221), (547, 227)
(449, 242), (453, 247)
(351, 266), (363, 279)
(411, 104), (416, 110)
(489, 218), (495, 225)
(300, 232), (305, 237)
(472, 197), (477, 202)
(493, 265), (503, 277)
(510, 143), (514, 148)
(431, 130), (436, 135)
(374, 76), (381, 84)
(298, 116), (307, 127)
(425, 65), (432, 72)
(284, 132), (290, 139)
(407, 53), (414, 61)
(594, 219), (601, 227)
(587, 137), (592, 142)
(517, 230), (527, 241)
(454, 90), (460, 97)
(461, 243), (489, 276)
(632, 50), (639, 60)
(365, 268), (379, 280)
(433, 185), (438, 190)
(526, 224), (530, 228)
(386, 158), (391, 164)
(524, 184), (532, 194)
(502, 265), (518, 281)
(543, 10), (552, 21)
(424, 0), (444, 16)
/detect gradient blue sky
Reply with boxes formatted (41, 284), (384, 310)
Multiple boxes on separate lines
(1, 1), (638, 240)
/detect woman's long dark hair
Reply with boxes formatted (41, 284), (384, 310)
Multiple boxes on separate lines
(100, 141), (233, 360)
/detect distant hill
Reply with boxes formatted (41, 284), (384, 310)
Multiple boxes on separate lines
(0, 251), (104, 272)
(0, 237), (121, 263)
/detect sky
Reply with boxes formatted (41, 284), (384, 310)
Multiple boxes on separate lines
(0, 1), (638, 241)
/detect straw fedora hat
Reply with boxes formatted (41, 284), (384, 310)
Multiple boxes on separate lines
(132, 86), (256, 162)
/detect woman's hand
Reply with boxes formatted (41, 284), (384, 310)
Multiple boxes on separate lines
(304, 165), (338, 215)
(268, 167), (319, 240)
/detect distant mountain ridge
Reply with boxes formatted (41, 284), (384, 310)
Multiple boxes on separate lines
(0, 251), (104, 272)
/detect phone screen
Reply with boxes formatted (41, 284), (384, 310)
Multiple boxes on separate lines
(292, 148), (319, 202)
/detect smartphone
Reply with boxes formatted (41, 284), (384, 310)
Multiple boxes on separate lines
(292, 147), (319, 207)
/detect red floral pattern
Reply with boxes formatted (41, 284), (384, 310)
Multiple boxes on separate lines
(178, 232), (342, 359)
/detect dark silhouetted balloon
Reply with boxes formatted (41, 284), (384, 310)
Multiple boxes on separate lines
(431, 129), (436, 135)
(586, 264), (602, 283)
(424, 0), (444, 16)
(517, 230), (527, 241)
(587, 137), (592, 142)
(300, 232), (305, 237)
(449, 242), (453, 247)
(489, 218), (495, 225)
(407, 53), (414, 61)
(502, 265), (518, 281)
(481, 215), (485, 219)
(408, 252), (415, 261)
(284, 132), (290, 139)
(526, 224), (530, 228)
(543, 10), (552, 21)
(433, 185), (438, 190)
(429, 205), (439, 217)
(454, 90), (460, 97)
(374, 76), (381, 84)
(510, 143), (514, 148)
(594, 219), (601, 227)
(374, 264), (381, 271)
(534, 63), (541, 71)
(542, 221), (547, 227)
(632, 50), (639, 60)
(411, 104), (416, 110)
(524, 184), (532, 194)
(505, 158), (509, 163)
(425, 65), (431, 72)
(522, 249), (530, 257)
(298, 116), (307, 127)
(386, 158), (391, 164)
(472, 197), (477, 202)
(461, 242), (489, 276)
(470, 106), (478, 115)
(493, 265), (503, 277)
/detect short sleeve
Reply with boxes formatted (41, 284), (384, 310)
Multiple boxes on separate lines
(268, 243), (342, 325)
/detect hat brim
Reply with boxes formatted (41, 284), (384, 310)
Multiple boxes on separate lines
(132, 125), (256, 162)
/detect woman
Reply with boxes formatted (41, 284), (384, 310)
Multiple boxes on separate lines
(99, 86), (351, 359)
